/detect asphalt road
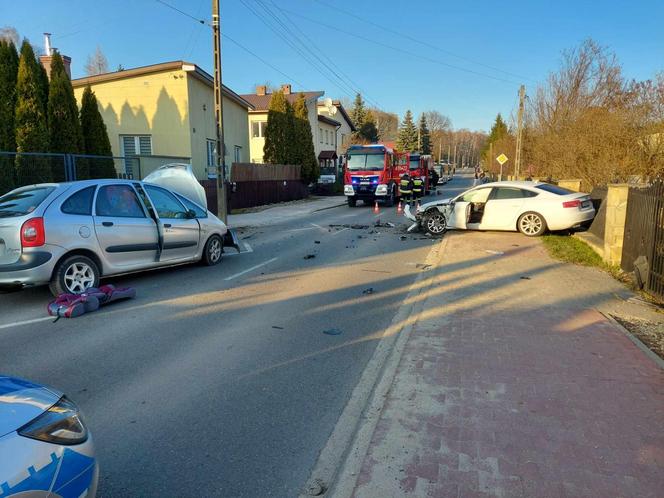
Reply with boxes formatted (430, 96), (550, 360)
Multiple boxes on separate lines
(0, 174), (472, 497)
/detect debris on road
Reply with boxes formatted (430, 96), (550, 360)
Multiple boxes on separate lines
(323, 328), (342, 335)
(400, 235), (407, 241)
(304, 254), (316, 259)
(314, 240), (321, 244)
(520, 276), (531, 280)
(362, 287), (375, 295)
(416, 263), (432, 270)
(485, 249), (505, 255)
(374, 220), (395, 228)
(272, 325), (284, 330)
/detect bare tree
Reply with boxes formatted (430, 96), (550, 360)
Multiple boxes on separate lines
(85, 46), (109, 76)
(0, 26), (19, 46)
(370, 108), (399, 142)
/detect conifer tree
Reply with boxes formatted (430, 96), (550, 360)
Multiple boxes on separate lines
(350, 93), (366, 140)
(292, 93), (319, 183)
(359, 110), (379, 143)
(80, 86), (116, 178)
(418, 114), (431, 154)
(396, 110), (418, 151)
(481, 113), (509, 159)
(48, 51), (85, 180)
(15, 40), (50, 185)
(0, 40), (19, 193)
(263, 90), (294, 165)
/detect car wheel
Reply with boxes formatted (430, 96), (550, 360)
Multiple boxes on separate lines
(423, 210), (447, 236)
(202, 234), (223, 266)
(384, 186), (395, 207)
(517, 212), (547, 237)
(347, 196), (357, 207)
(49, 255), (100, 296)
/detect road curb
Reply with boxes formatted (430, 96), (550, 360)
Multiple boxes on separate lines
(600, 311), (664, 370)
(300, 233), (451, 498)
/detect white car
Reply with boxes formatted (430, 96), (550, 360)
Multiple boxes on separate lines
(405, 181), (595, 236)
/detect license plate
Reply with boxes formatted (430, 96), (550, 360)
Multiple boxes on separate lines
(581, 200), (591, 208)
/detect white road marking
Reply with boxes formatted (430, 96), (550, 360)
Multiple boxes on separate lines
(287, 226), (317, 232)
(310, 223), (325, 230)
(0, 316), (53, 331)
(331, 227), (350, 236)
(224, 257), (278, 281)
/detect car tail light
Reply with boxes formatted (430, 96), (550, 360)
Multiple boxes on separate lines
(562, 199), (581, 208)
(21, 217), (45, 247)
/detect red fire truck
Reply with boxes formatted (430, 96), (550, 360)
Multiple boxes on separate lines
(406, 153), (433, 195)
(344, 144), (409, 207)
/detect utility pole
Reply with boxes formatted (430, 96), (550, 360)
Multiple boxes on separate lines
(514, 84), (525, 178)
(212, 0), (228, 223)
(490, 142), (495, 179)
(438, 142), (442, 163)
(453, 143), (457, 169)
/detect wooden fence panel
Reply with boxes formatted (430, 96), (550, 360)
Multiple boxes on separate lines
(230, 163), (301, 182)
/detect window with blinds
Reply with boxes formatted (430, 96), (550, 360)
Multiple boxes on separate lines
(121, 135), (152, 156)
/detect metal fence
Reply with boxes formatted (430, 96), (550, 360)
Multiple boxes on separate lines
(0, 151), (190, 196)
(621, 181), (664, 300)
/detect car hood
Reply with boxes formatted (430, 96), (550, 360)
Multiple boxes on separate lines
(144, 163), (208, 208)
(419, 197), (453, 211)
(0, 376), (61, 438)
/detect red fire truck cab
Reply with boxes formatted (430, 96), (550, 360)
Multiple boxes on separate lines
(344, 144), (408, 207)
(407, 153), (433, 195)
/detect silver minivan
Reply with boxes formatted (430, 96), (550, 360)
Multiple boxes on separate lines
(0, 171), (238, 295)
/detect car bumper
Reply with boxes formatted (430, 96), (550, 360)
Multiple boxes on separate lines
(549, 209), (596, 231)
(0, 250), (56, 288)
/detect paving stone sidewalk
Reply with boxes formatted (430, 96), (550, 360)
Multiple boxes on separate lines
(347, 231), (664, 498)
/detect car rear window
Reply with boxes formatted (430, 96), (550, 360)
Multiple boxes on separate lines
(535, 184), (575, 195)
(0, 186), (56, 218)
(61, 186), (96, 215)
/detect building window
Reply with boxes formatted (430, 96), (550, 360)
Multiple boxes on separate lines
(319, 127), (323, 143)
(325, 129), (329, 144)
(207, 139), (217, 178)
(234, 145), (242, 163)
(121, 135), (152, 156)
(120, 135), (151, 176)
(252, 121), (267, 138)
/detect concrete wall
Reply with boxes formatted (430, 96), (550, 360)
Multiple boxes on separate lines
(558, 179), (582, 192)
(603, 184), (630, 265)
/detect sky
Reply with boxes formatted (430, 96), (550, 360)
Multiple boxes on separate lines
(3, 0), (663, 132)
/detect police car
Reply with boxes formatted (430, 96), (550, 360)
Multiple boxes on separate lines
(0, 375), (98, 497)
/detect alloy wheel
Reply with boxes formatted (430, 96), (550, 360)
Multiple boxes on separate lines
(519, 213), (543, 235)
(426, 213), (447, 234)
(209, 238), (222, 263)
(64, 262), (95, 293)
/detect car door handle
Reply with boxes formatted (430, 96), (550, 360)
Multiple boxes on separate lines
(102, 221), (114, 227)
(163, 223), (172, 228)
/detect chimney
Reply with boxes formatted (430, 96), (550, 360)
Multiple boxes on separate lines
(281, 84), (291, 95)
(256, 85), (267, 96)
(39, 33), (71, 80)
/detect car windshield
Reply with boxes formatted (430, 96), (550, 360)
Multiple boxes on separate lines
(347, 154), (384, 171)
(320, 165), (336, 175)
(409, 159), (420, 171)
(536, 184), (575, 195)
(0, 186), (56, 218)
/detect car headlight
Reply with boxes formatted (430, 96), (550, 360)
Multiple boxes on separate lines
(18, 396), (89, 445)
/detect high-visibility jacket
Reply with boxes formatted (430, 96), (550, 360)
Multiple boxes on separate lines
(399, 178), (412, 194)
(412, 177), (423, 193)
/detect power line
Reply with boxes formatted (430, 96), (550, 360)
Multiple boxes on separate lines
(241, 0), (358, 100)
(154, 0), (207, 25)
(264, 0), (382, 110)
(153, 0), (305, 87)
(312, 0), (536, 83)
(281, 8), (521, 86)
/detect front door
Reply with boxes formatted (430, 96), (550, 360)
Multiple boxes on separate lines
(448, 187), (492, 229)
(144, 185), (200, 262)
(93, 184), (158, 270)
(481, 187), (528, 230)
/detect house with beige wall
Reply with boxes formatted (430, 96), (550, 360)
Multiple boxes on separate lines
(71, 61), (253, 180)
(241, 84), (349, 168)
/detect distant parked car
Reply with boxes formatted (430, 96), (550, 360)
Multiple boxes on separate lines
(405, 181), (595, 236)
(0, 375), (98, 497)
(0, 164), (240, 296)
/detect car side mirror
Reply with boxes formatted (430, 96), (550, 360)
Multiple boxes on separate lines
(186, 209), (197, 219)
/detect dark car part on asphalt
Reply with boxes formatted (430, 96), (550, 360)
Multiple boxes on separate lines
(304, 254), (317, 259)
(323, 328), (342, 335)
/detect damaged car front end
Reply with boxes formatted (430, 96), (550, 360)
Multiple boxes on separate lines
(404, 199), (454, 236)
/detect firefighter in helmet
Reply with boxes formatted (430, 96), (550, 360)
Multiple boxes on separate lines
(412, 175), (424, 202)
(399, 173), (413, 205)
